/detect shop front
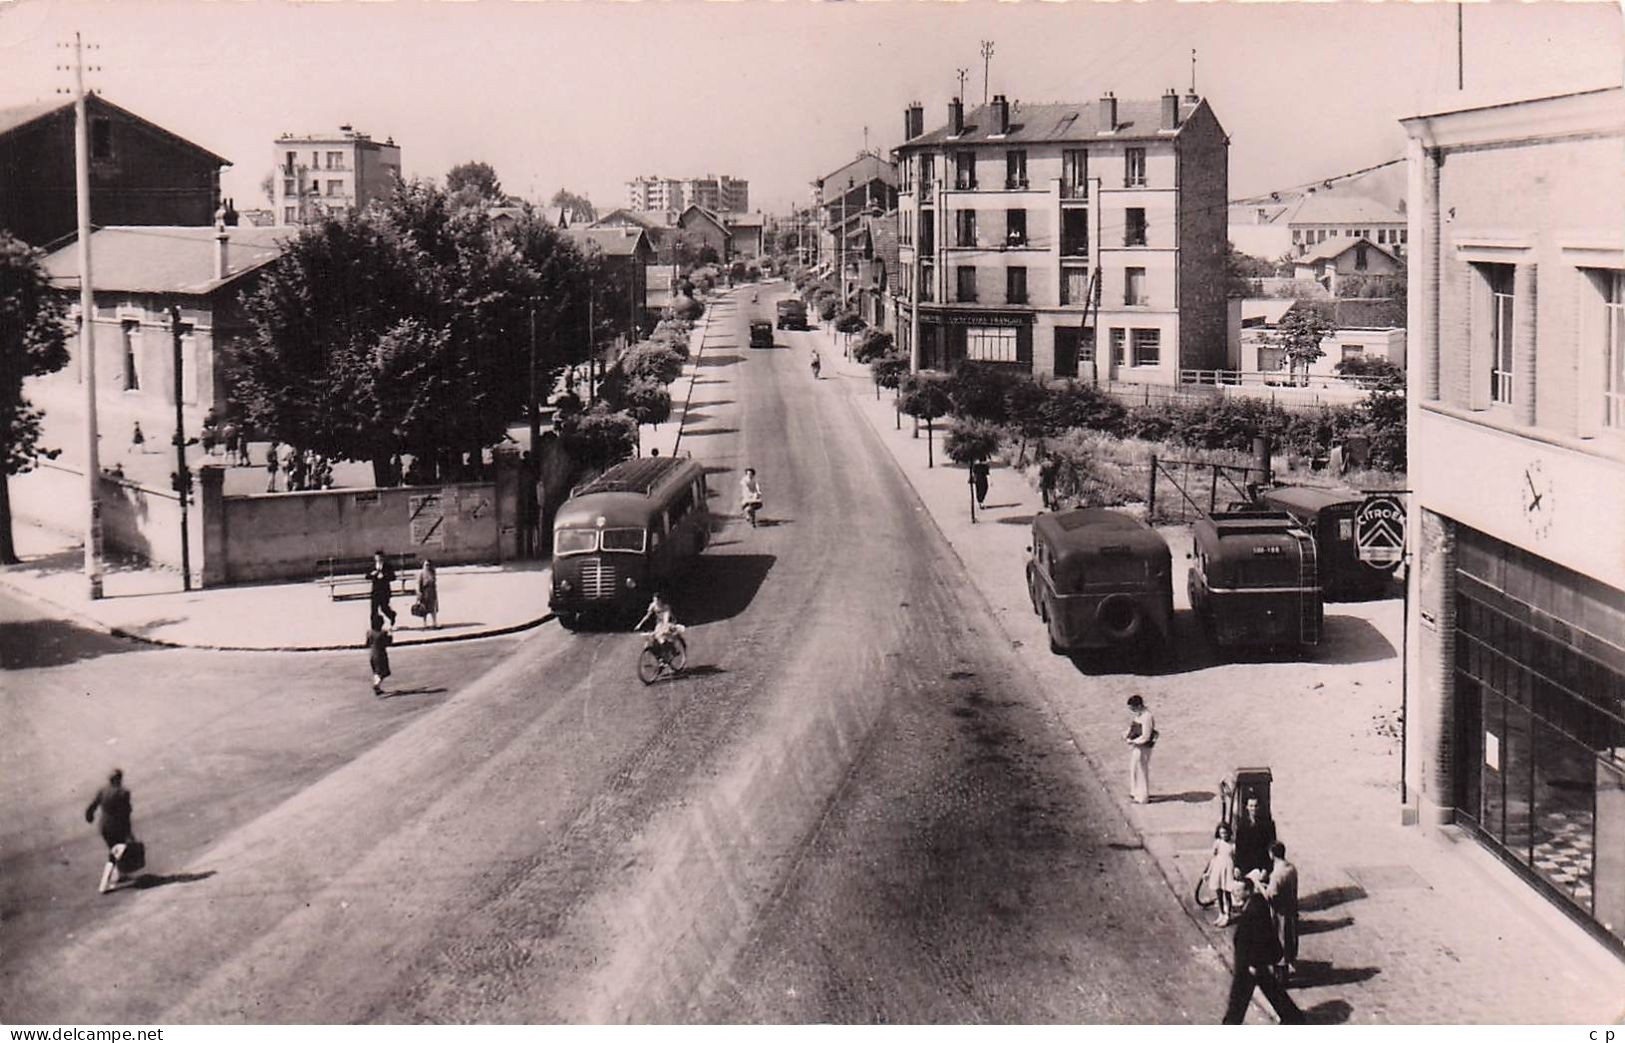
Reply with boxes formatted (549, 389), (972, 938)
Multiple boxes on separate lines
(916, 307), (1033, 373)
(1449, 524), (1625, 950)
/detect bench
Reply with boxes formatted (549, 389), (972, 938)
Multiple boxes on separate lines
(315, 552), (419, 602)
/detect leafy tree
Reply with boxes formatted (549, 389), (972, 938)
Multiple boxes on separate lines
(1221, 242), (1272, 299)
(1358, 385), (1407, 472)
(1334, 354), (1404, 388)
(899, 372), (953, 468)
(445, 161), (504, 208)
(1039, 380), (1128, 437)
(870, 350), (908, 405)
(548, 188), (597, 224)
(618, 342), (684, 386)
(559, 403), (637, 472)
(617, 376), (672, 428)
(1, 232), (69, 563)
(670, 294), (704, 322)
(851, 327), (894, 364)
(834, 311), (865, 335)
(945, 417), (1001, 465)
(947, 363), (1020, 424)
(817, 297), (839, 322)
(1265, 306), (1336, 385)
(1004, 378), (1054, 465)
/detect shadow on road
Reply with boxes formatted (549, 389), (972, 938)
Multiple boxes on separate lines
(1151, 790), (1216, 805)
(683, 427), (739, 438)
(1290, 960), (1380, 988)
(679, 553), (775, 626)
(1300, 884), (1368, 912)
(995, 514), (1038, 526)
(695, 353), (744, 368)
(379, 685), (449, 700)
(1303, 999), (1354, 1025)
(686, 400), (734, 409)
(1298, 915), (1355, 935)
(0, 619), (151, 669)
(1310, 615), (1398, 665)
(129, 869), (217, 891)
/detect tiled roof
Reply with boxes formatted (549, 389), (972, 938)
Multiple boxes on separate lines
(817, 154), (898, 201)
(1295, 235), (1400, 266)
(562, 226), (650, 257)
(0, 95), (230, 166)
(901, 97), (1200, 150)
(1284, 192), (1404, 227)
(43, 226), (291, 295)
(592, 208), (675, 230)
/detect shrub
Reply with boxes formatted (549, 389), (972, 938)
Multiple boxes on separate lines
(1123, 404), (1182, 443)
(834, 310), (865, 335)
(551, 391), (584, 417)
(670, 294), (704, 321)
(1040, 380), (1128, 436)
(619, 342), (684, 386)
(1004, 379), (1054, 448)
(944, 417), (1002, 465)
(618, 376), (673, 427)
(852, 327), (895, 364)
(947, 363), (1022, 424)
(559, 404), (637, 472)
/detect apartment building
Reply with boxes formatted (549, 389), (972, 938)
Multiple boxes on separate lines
(813, 153), (900, 304)
(891, 91), (1228, 383)
(271, 126), (401, 226)
(1286, 191), (1409, 259)
(625, 173), (749, 216)
(1401, 85), (1625, 952)
(626, 175), (685, 212)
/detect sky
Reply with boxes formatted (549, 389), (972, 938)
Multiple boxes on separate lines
(1, 0), (1621, 218)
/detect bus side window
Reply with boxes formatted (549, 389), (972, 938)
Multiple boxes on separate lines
(671, 487), (694, 522)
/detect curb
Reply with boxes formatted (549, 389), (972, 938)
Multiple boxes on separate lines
(670, 296), (722, 459)
(0, 570), (553, 653)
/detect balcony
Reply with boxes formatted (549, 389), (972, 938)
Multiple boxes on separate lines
(1124, 295), (1150, 307)
(1061, 182), (1089, 201)
(1005, 233), (1028, 249)
(954, 176), (978, 191)
(1007, 292), (1029, 305)
(1004, 178), (1029, 190)
(1061, 240), (1089, 259)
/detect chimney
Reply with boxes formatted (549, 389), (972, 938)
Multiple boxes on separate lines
(909, 102), (925, 140)
(991, 94), (1010, 134)
(214, 206), (230, 281)
(1161, 89), (1181, 131)
(1099, 92), (1117, 131)
(949, 96), (964, 136)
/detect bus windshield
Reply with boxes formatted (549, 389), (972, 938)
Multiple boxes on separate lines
(600, 527), (647, 553)
(555, 528), (597, 556)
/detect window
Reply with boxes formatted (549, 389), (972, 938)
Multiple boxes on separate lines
(1605, 271), (1624, 430)
(1124, 147), (1146, 187)
(955, 151), (977, 190)
(311, 151), (320, 169)
(920, 154), (935, 189)
(1110, 328), (1126, 366)
(1377, 229), (1388, 245)
(1063, 269), (1091, 306)
(327, 180), (343, 197)
(1125, 208), (1147, 247)
(1006, 209), (1027, 246)
(1062, 209), (1089, 257)
(1131, 329), (1161, 366)
(91, 117), (113, 160)
(956, 266), (978, 302)
(284, 178), (296, 196)
(554, 528), (597, 555)
(284, 150), (297, 175)
(1341, 344), (1365, 361)
(956, 209), (977, 247)
(1005, 150), (1028, 189)
(326, 150), (344, 170)
(1062, 149), (1088, 198)
(120, 321), (140, 391)
(966, 327), (1018, 363)
(1484, 263), (1515, 405)
(1007, 266), (1028, 305)
(919, 262), (934, 302)
(1124, 267), (1147, 307)
(1355, 243), (1369, 271)
(284, 206), (298, 224)
(919, 211), (934, 254)
(1400, 229), (1409, 245)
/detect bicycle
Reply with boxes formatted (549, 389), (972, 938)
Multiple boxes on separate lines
(637, 633), (688, 685)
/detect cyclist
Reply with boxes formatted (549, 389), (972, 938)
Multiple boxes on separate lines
(739, 468), (763, 527)
(635, 592), (684, 662)
(810, 349), (822, 380)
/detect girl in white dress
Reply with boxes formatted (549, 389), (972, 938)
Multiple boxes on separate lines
(1208, 821), (1239, 926)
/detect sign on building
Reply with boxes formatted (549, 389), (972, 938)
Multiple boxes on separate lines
(1355, 494), (1406, 569)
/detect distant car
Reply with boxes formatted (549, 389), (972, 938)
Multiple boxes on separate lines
(776, 299), (807, 330)
(749, 321), (774, 349)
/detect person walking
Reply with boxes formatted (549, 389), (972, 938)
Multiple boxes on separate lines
(1124, 694), (1156, 804)
(265, 440), (281, 492)
(810, 348), (822, 380)
(971, 459), (991, 506)
(131, 421), (147, 456)
(366, 550), (398, 627)
(414, 557), (439, 629)
(1221, 878), (1305, 1024)
(1260, 841), (1300, 985)
(220, 421), (239, 466)
(739, 468), (764, 527)
(1038, 453), (1060, 511)
(1234, 795), (1277, 879)
(365, 613), (393, 696)
(84, 769), (135, 894)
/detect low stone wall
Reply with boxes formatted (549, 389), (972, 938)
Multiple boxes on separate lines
(12, 461), (203, 572)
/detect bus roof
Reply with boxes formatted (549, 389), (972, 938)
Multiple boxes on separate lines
(1258, 484), (1363, 513)
(572, 456), (695, 498)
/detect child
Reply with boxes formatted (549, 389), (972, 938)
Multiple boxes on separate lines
(1208, 821), (1239, 926)
(636, 592), (684, 658)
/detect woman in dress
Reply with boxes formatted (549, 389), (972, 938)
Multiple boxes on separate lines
(366, 612), (393, 696)
(415, 558), (439, 629)
(84, 768), (134, 894)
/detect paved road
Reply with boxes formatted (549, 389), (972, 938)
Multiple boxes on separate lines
(3, 289), (1227, 1023)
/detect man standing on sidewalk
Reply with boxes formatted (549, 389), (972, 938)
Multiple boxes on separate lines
(1222, 877), (1305, 1024)
(1261, 842), (1300, 985)
(367, 550), (398, 628)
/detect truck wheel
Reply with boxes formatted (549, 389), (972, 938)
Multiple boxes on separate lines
(556, 612), (580, 632)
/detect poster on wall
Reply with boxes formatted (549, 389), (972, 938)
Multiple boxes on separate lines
(409, 493), (446, 547)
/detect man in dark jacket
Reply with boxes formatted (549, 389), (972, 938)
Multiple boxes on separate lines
(85, 769), (134, 894)
(1233, 795), (1277, 879)
(1222, 878), (1305, 1024)
(367, 550), (398, 627)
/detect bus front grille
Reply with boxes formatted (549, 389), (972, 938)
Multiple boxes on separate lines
(579, 559), (617, 599)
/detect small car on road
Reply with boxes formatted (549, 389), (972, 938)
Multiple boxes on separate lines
(776, 299), (807, 330)
(749, 321), (774, 349)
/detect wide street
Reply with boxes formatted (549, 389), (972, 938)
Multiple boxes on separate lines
(1, 289), (1227, 1024)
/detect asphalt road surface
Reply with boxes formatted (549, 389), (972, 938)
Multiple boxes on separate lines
(3, 287), (1227, 1024)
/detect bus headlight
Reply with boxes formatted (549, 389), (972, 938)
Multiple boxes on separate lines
(625, 577), (638, 589)
(558, 579), (572, 592)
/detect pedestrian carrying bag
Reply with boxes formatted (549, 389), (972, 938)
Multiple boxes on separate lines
(115, 840), (146, 874)
(410, 598), (427, 618)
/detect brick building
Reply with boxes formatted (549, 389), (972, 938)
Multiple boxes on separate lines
(271, 126), (400, 226)
(891, 91), (1228, 383)
(1401, 85), (1625, 952)
(0, 95), (227, 247)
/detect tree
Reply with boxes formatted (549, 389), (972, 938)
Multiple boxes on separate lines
(559, 404), (637, 472)
(1039, 380), (1128, 437)
(0, 232), (69, 563)
(899, 373), (953, 467)
(549, 188), (597, 224)
(945, 417), (1001, 465)
(1265, 306), (1336, 385)
(445, 161), (504, 208)
(1004, 378), (1054, 465)
(851, 327), (894, 364)
(618, 341), (684, 386)
(870, 350), (908, 406)
(1334, 354), (1404, 389)
(617, 376), (672, 428)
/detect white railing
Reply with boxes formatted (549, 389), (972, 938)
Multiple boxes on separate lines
(1180, 369), (1402, 393)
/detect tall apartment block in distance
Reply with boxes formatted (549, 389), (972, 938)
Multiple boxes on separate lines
(627, 175), (686, 212)
(625, 173), (749, 215)
(272, 125), (401, 226)
(891, 91), (1228, 384)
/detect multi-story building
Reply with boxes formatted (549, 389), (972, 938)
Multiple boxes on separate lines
(1286, 191), (1408, 259)
(271, 126), (400, 226)
(813, 153), (899, 303)
(0, 95), (228, 247)
(682, 174), (749, 214)
(891, 91), (1228, 383)
(626, 175), (685, 213)
(1401, 85), (1625, 953)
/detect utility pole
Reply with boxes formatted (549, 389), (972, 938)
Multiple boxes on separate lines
(70, 33), (104, 599)
(527, 301), (539, 460)
(979, 41), (995, 107)
(1190, 48), (1198, 96)
(168, 306), (192, 591)
(1456, 4), (1464, 90)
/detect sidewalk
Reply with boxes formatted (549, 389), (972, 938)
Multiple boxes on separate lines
(810, 324), (1625, 1023)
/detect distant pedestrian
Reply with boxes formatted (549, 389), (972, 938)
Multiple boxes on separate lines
(1233, 795), (1277, 879)
(221, 422), (239, 464)
(1038, 453), (1060, 511)
(84, 769), (135, 894)
(1260, 842), (1300, 985)
(236, 423), (255, 466)
(1124, 694), (1156, 804)
(1221, 878), (1305, 1024)
(131, 421), (147, 455)
(365, 612), (393, 696)
(1207, 821), (1239, 927)
(265, 441), (280, 492)
(810, 349), (821, 379)
(414, 558), (439, 629)
(971, 459), (990, 506)
(367, 549), (398, 627)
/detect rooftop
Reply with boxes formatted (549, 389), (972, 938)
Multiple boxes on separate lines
(900, 96), (1205, 150)
(43, 225), (291, 295)
(1284, 192), (1404, 227)
(0, 95), (230, 166)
